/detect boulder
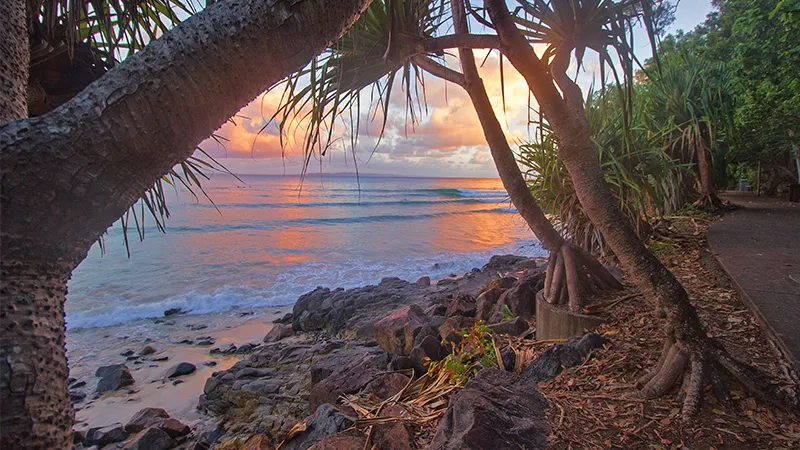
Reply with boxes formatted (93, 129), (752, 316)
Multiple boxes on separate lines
(307, 430), (366, 450)
(264, 324), (294, 343)
(309, 349), (390, 412)
(475, 288), (504, 321)
(481, 255), (528, 272)
(139, 345), (157, 356)
(415, 276), (431, 286)
(164, 308), (184, 317)
(523, 333), (606, 382)
(409, 335), (448, 376)
(372, 422), (414, 450)
(165, 362), (196, 378)
(496, 270), (545, 319)
(123, 428), (173, 450)
(240, 434), (273, 450)
(438, 316), (475, 342)
(362, 373), (410, 401)
(373, 304), (434, 356)
(124, 407), (169, 433)
(487, 317), (529, 336)
(478, 276), (516, 295)
(86, 423), (129, 447)
(428, 369), (548, 450)
(279, 404), (354, 450)
(96, 365), (135, 394)
(274, 312), (293, 324)
(159, 418), (191, 438)
(445, 292), (477, 318)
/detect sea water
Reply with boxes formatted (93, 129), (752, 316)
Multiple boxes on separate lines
(65, 174), (545, 330)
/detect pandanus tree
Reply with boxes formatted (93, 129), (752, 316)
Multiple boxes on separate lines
(0, 0), (374, 447)
(482, 0), (796, 415)
(266, 0), (622, 315)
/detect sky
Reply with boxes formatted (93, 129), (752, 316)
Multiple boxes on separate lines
(196, 0), (715, 179)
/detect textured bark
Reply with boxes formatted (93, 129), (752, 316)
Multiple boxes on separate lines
(695, 148), (720, 206)
(0, 0), (372, 446)
(0, 263), (72, 449)
(0, 0), (28, 123)
(484, 0), (796, 414)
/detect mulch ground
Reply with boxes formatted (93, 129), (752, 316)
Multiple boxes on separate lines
(532, 214), (800, 449)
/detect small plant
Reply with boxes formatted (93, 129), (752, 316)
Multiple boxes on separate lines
(499, 304), (517, 322)
(428, 322), (497, 385)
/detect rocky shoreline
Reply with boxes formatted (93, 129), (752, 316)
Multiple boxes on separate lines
(70, 254), (605, 449)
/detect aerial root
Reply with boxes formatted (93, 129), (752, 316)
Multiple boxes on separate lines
(543, 243), (623, 312)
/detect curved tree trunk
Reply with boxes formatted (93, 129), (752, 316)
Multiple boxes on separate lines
(0, 0), (372, 447)
(0, 0), (28, 123)
(484, 0), (796, 416)
(695, 148), (721, 207)
(418, 0), (622, 313)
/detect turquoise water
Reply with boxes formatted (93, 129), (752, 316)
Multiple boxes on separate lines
(65, 175), (544, 329)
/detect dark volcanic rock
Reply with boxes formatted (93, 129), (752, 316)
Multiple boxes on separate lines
(264, 324), (294, 343)
(274, 312), (294, 324)
(307, 430), (366, 450)
(362, 373), (410, 401)
(123, 427), (173, 450)
(475, 288), (504, 321)
(165, 362), (196, 378)
(86, 423), (129, 447)
(96, 365), (134, 394)
(410, 335), (448, 375)
(488, 317), (530, 336)
(373, 421), (415, 450)
(373, 304), (435, 356)
(280, 404), (354, 450)
(125, 407), (169, 433)
(164, 307), (185, 317)
(139, 345), (156, 356)
(428, 369), (548, 450)
(523, 333), (607, 382)
(309, 348), (390, 412)
(445, 292), (477, 318)
(496, 269), (546, 319)
(482, 255), (529, 272)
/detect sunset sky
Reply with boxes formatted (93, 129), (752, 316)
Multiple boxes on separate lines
(197, 1), (714, 179)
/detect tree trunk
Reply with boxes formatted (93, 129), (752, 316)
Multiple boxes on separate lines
(1, 263), (73, 449)
(0, 0), (372, 446)
(0, 0), (28, 123)
(484, 0), (795, 415)
(695, 148), (720, 207)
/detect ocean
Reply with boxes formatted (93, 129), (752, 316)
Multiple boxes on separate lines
(65, 174), (546, 330)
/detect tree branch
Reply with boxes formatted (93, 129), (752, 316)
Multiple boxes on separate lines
(411, 55), (465, 87)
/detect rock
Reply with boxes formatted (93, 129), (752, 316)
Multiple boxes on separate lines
(475, 288), (504, 321)
(120, 350), (135, 357)
(96, 365), (135, 394)
(309, 349), (390, 412)
(307, 431), (366, 450)
(125, 407), (169, 433)
(445, 292), (477, 318)
(488, 317), (529, 336)
(190, 323), (208, 331)
(496, 269), (545, 319)
(165, 362), (196, 378)
(204, 361), (218, 367)
(438, 316), (476, 342)
(151, 354), (169, 362)
(478, 276), (517, 295)
(86, 423), (129, 447)
(211, 343), (237, 354)
(172, 380), (184, 386)
(482, 255), (528, 272)
(139, 345), (157, 356)
(240, 434), (273, 450)
(373, 304), (434, 356)
(279, 404), (354, 450)
(70, 390), (87, 403)
(425, 303), (448, 317)
(95, 364), (127, 378)
(178, 339), (195, 345)
(415, 276), (431, 286)
(410, 335), (448, 375)
(196, 338), (216, 346)
(273, 312), (294, 324)
(69, 380), (86, 389)
(523, 333), (607, 382)
(164, 307), (184, 317)
(372, 422), (414, 450)
(264, 324), (294, 343)
(123, 428), (173, 450)
(159, 418), (191, 438)
(501, 347), (516, 372)
(428, 369), (548, 450)
(362, 373), (410, 401)
(236, 343), (259, 354)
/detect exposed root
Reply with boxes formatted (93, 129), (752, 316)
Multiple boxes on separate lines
(543, 243), (623, 312)
(636, 330), (800, 420)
